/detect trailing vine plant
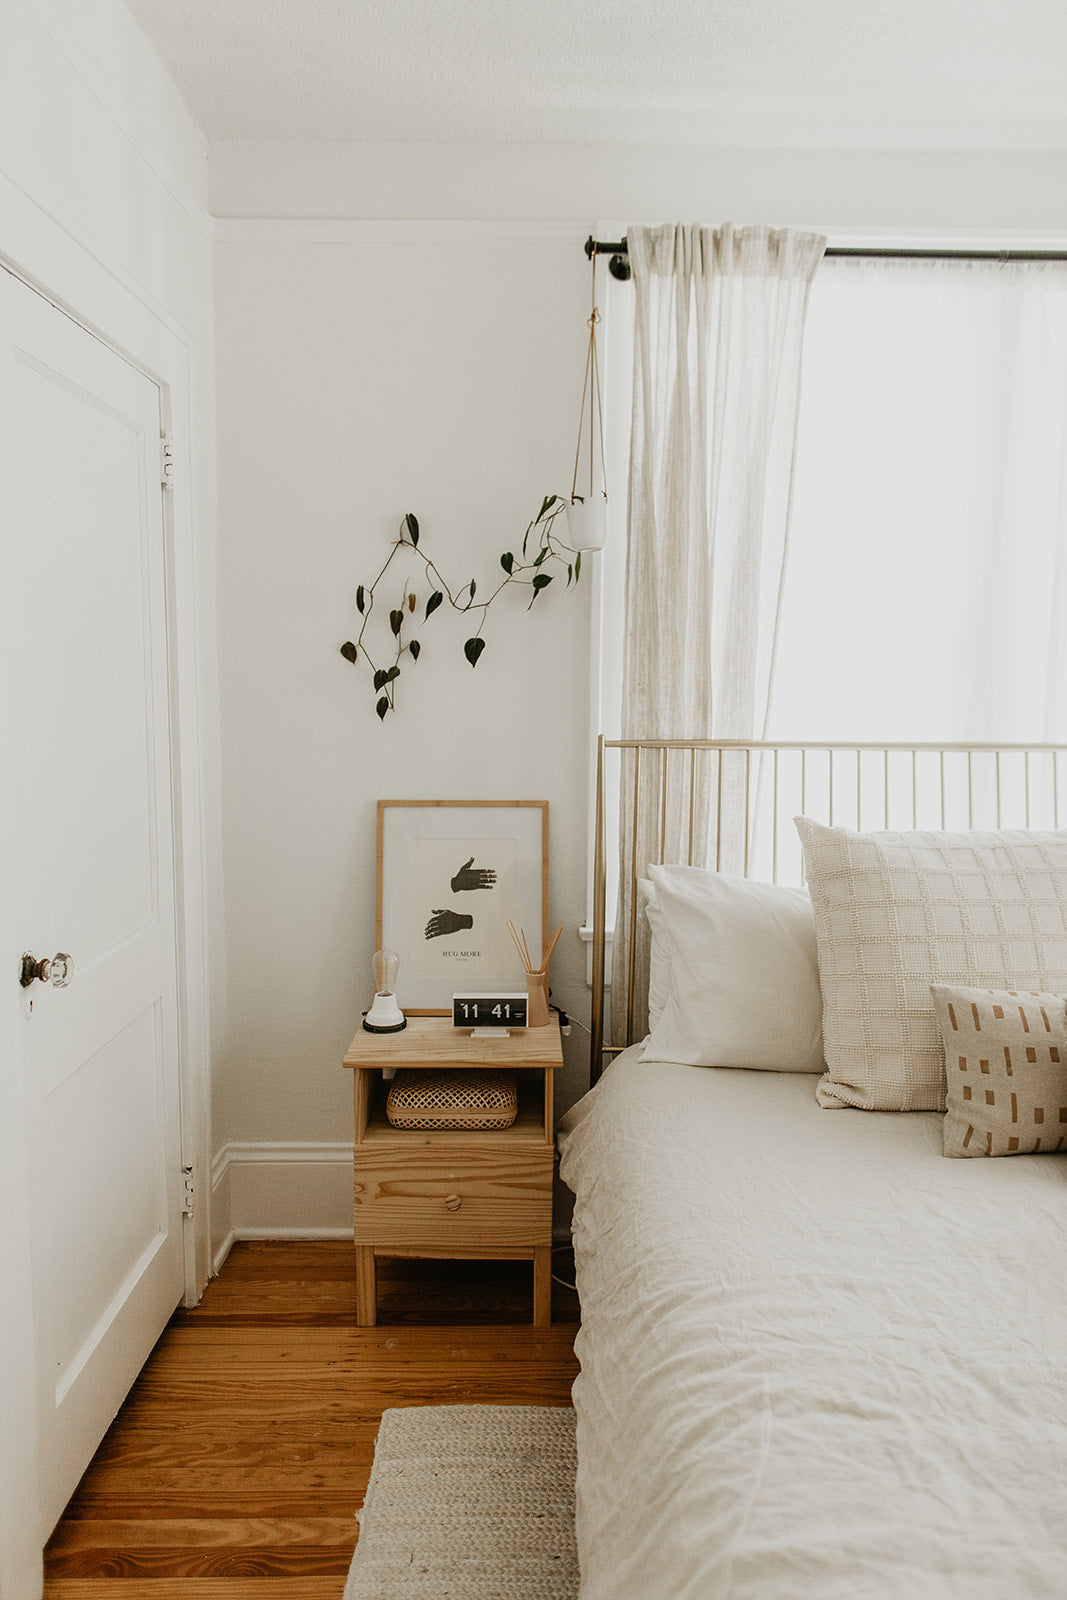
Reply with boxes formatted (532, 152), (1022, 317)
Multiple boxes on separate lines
(340, 496), (583, 719)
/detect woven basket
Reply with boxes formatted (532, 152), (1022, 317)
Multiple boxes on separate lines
(386, 1069), (518, 1131)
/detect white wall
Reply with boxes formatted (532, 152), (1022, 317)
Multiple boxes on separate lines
(1, 4), (216, 1592)
(211, 229), (593, 1241)
(209, 139), (1067, 1245)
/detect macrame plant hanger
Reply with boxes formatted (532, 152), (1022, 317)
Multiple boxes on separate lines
(567, 248), (609, 551)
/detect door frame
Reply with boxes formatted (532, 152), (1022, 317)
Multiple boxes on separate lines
(0, 168), (215, 1593)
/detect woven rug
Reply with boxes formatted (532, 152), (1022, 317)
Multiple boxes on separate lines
(343, 1403), (579, 1600)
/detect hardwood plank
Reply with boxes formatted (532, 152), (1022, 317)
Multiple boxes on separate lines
(88, 1424), (378, 1471)
(45, 1549), (354, 1579)
(44, 1581), (345, 1598)
(47, 1519), (359, 1552)
(59, 1492), (366, 1522)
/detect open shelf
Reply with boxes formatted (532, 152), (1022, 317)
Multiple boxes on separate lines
(359, 1080), (547, 1146)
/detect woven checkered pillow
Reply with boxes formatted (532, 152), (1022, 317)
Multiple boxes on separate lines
(795, 818), (1067, 1111)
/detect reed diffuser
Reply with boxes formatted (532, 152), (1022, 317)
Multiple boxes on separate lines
(507, 919), (563, 1028)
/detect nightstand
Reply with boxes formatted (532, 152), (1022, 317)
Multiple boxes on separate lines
(342, 1015), (563, 1327)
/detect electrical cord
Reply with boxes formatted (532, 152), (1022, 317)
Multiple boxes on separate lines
(549, 1000), (591, 1038)
(551, 1241), (577, 1292)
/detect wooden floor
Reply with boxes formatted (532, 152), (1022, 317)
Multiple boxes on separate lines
(42, 1242), (580, 1598)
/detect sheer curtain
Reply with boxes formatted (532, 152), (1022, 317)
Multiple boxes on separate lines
(769, 256), (1067, 744)
(612, 223), (825, 1043)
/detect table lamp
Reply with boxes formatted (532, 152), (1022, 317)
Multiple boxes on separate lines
(363, 946), (406, 1033)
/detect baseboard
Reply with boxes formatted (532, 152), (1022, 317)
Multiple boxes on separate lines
(212, 1228), (236, 1277)
(211, 1141), (355, 1246)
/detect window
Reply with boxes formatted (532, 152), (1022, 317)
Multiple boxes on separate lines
(770, 254), (1067, 743)
(599, 251), (1067, 747)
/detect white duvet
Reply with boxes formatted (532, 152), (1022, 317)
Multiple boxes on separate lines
(557, 1051), (1067, 1600)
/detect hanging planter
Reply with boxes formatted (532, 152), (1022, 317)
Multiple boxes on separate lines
(566, 249), (610, 551)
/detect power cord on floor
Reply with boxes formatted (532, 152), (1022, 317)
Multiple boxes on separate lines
(551, 1242), (577, 1293)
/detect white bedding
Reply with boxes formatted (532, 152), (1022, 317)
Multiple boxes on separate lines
(558, 1050), (1067, 1599)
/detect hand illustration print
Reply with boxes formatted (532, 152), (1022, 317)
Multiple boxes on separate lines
(425, 909), (475, 940)
(450, 856), (497, 893)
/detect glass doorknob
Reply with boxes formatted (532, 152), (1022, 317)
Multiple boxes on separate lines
(19, 952), (73, 989)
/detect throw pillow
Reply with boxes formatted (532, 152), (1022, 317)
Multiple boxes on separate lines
(931, 983), (1067, 1156)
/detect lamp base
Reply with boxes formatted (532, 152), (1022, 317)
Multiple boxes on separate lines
(363, 992), (407, 1033)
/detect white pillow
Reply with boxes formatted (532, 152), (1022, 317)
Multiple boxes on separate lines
(796, 817), (1067, 1111)
(640, 864), (825, 1072)
(638, 877), (671, 1029)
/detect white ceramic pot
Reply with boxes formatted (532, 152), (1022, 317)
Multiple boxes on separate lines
(566, 494), (609, 551)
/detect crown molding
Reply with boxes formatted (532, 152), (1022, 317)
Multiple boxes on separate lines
(213, 217), (588, 245)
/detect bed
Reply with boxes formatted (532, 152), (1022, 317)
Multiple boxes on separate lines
(558, 738), (1067, 1599)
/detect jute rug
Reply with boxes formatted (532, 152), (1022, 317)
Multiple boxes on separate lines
(343, 1403), (579, 1600)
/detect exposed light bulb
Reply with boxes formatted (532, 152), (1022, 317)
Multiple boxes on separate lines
(373, 946), (399, 997)
(363, 947), (406, 1033)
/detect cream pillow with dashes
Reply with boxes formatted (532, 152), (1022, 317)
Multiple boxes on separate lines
(931, 984), (1067, 1156)
(795, 818), (1067, 1111)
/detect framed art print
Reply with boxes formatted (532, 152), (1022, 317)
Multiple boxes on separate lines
(376, 801), (549, 1014)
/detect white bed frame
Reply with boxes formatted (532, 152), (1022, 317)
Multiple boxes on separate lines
(590, 736), (1067, 1084)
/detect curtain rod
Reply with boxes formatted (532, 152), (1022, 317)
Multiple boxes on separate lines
(584, 235), (1067, 280)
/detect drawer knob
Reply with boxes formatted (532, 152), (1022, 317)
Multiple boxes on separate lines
(444, 1193), (462, 1211)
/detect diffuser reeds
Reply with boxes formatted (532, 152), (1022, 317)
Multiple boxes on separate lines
(507, 919), (563, 977)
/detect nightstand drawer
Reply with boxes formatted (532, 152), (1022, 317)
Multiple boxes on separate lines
(353, 1145), (552, 1250)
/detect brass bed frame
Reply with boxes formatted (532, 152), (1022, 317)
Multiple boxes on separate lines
(589, 736), (1067, 1085)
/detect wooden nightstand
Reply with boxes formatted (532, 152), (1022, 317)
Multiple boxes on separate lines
(342, 1015), (563, 1327)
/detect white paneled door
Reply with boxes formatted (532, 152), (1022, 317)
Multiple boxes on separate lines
(2, 270), (186, 1537)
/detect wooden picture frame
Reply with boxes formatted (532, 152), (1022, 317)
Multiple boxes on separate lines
(376, 800), (549, 1015)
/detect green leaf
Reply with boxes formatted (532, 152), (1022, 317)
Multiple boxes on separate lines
(409, 639), (421, 661)
(385, 665), (400, 683)
(355, 585), (366, 614)
(340, 641), (358, 663)
(567, 564), (573, 587)
(537, 493), (558, 522)
(464, 636), (486, 668)
(468, 579), (477, 601)
(403, 513), (420, 546)
(389, 608), (404, 636)
(500, 551), (514, 574)
(534, 545), (550, 566)
(575, 550), (582, 581)
(425, 591), (444, 619)
(376, 696), (390, 720)
(373, 668), (389, 691)
(530, 572), (553, 599)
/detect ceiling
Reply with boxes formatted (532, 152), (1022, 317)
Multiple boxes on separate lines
(124, 0), (1067, 151)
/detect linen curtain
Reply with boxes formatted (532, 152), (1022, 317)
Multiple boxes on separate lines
(612, 222), (825, 1045)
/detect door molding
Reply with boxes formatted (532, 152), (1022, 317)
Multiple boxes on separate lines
(0, 169), (214, 1300)
(0, 164), (214, 1598)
